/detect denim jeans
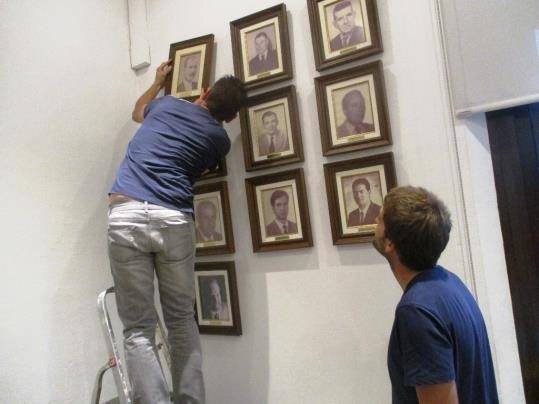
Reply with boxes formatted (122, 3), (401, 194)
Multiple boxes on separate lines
(108, 200), (204, 404)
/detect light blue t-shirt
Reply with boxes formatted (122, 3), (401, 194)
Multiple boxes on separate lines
(110, 96), (230, 214)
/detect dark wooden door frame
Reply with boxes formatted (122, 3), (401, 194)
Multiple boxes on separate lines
(486, 103), (539, 403)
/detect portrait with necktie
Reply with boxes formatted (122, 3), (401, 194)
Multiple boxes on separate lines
(328, 0), (366, 52)
(248, 30), (279, 76)
(336, 88), (375, 138)
(346, 177), (381, 227)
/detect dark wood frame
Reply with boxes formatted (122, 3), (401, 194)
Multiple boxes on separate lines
(194, 261), (242, 336)
(315, 60), (391, 156)
(245, 168), (313, 252)
(197, 158), (227, 182)
(307, 0), (383, 71)
(230, 4), (293, 90)
(193, 181), (235, 256)
(324, 152), (396, 245)
(164, 34), (214, 101)
(240, 85), (304, 171)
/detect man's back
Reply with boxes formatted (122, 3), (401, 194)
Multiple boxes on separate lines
(388, 266), (498, 404)
(111, 96), (230, 214)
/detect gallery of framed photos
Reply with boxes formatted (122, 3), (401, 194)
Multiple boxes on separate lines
(101, 0), (524, 403)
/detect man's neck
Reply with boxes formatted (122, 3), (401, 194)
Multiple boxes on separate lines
(388, 259), (421, 292)
(358, 201), (371, 213)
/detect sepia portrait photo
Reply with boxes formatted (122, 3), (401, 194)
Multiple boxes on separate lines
(324, 153), (397, 244)
(315, 61), (391, 156)
(193, 182), (234, 256)
(245, 169), (312, 252)
(240, 85), (303, 171)
(195, 272), (232, 324)
(308, 0), (382, 70)
(231, 4), (292, 89)
(165, 34), (214, 100)
(194, 261), (242, 335)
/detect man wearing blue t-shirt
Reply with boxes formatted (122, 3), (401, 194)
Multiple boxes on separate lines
(373, 186), (498, 404)
(107, 60), (246, 404)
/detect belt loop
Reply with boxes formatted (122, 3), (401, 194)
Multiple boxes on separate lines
(144, 200), (149, 214)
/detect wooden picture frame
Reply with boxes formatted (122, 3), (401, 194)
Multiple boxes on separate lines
(194, 181), (235, 256)
(230, 4), (293, 90)
(197, 158), (227, 182)
(239, 85), (303, 171)
(245, 168), (313, 252)
(164, 34), (214, 101)
(315, 60), (391, 156)
(324, 152), (397, 244)
(194, 261), (242, 336)
(307, 0), (383, 71)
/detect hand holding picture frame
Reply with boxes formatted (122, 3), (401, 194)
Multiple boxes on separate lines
(308, 0), (383, 71)
(193, 181), (235, 256)
(230, 4), (293, 90)
(324, 152), (397, 244)
(165, 34), (214, 101)
(240, 85), (304, 171)
(194, 261), (242, 336)
(315, 60), (391, 156)
(245, 168), (313, 252)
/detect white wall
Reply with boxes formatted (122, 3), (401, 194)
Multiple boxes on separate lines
(0, 1), (137, 402)
(0, 0), (525, 403)
(142, 0), (524, 403)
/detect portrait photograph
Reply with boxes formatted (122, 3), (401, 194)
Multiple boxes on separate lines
(324, 152), (397, 244)
(193, 181), (234, 256)
(307, 0), (383, 71)
(315, 60), (391, 156)
(240, 85), (304, 171)
(245, 168), (313, 252)
(230, 4), (293, 90)
(165, 34), (214, 101)
(194, 261), (242, 336)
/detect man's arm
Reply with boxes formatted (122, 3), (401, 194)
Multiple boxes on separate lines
(132, 60), (172, 123)
(416, 382), (459, 404)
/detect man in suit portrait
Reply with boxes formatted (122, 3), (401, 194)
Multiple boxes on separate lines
(202, 277), (229, 321)
(248, 31), (279, 76)
(258, 110), (290, 156)
(177, 53), (199, 92)
(347, 177), (381, 227)
(195, 200), (223, 243)
(337, 89), (375, 138)
(265, 189), (298, 236)
(329, 0), (365, 52)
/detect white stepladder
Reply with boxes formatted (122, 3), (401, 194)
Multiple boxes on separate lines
(92, 287), (172, 404)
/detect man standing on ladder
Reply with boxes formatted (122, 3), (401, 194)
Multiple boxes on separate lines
(107, 60), (246, 404)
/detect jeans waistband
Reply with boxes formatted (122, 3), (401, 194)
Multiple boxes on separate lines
(109, 199), (185, 214)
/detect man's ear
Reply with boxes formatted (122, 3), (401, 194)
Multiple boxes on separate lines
(384, 238), (396, 255)
(225, 113), (238, 123)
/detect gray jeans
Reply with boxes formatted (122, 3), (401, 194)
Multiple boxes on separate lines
(108, 200), (204, 404)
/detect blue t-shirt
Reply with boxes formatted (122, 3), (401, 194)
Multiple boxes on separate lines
(388, 266), (498, 404)
(110, 96), (230, 214)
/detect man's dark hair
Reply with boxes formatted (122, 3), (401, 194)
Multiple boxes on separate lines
(352, 177), (370, 192)
(383, 186), (452, 271)
(261, 110), (278, 122)
(254, 31), (273, 50)
(270, 189), (289, 206)
(207, 75), (247, 122)
(333, 0), (353, 17)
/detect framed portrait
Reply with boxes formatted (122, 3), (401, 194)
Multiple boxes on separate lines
(307, 0), (383, 71)
(194, 261), (242, 336)
(164, 34), (214, 101)
(324, 152), (396, 245)
(245, 168), (313, 252)
(239, 85), (303, 171)
(197, 158), (227, 182)
(193, 181), (234, 256)
(315, 60), (391, 156)
(230, 4), (293, 90)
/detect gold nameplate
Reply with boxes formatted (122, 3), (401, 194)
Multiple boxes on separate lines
(339, 46), (358, 55)
(354, 224), (377, 232)
(257, 72), (272, 79)
(200, 241), (220, 247)
(275, 235), (290, 241)
(208, 320), (222, 325)
(179, 90), (197, 97)
(346, 134), (366, 142)
(267, 152), (282, 158)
